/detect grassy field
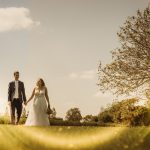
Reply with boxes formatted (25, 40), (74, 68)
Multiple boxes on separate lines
(0, 125), (150, 150)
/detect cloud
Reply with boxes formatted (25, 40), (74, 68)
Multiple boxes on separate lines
(0, 7), (40, 32)
(69, 73), (79, 79)
(80, 70), (96, 79)
(69, 69), (97, 80)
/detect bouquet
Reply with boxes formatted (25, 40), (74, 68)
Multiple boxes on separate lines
(46, 106), (53, 115)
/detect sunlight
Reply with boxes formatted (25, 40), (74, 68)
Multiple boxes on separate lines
(16, 126), (125, 149)
(0, 125), (150, 150)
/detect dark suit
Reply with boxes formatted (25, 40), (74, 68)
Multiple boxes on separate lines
(8, 80), (26, 123)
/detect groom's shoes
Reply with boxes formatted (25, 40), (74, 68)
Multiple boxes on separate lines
(15, 122), (19, 125)
(10, 120), (15, 125)
(11, 122), (15, 125)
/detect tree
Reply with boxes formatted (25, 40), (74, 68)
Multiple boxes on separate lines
(98, 6), (150, 96)
(98, 98), (150, 126)
(98, 110), (113, 123)
(65, 107), (82, 122)
(83, 115), (98, 123)
(129, 105), (150, 126)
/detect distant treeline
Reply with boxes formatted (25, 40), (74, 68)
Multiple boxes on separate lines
(1, 98), (150, 126)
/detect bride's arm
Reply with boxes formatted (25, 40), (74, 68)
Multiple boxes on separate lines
(26, 88), (35, 104)
(45, 87), (50, 108)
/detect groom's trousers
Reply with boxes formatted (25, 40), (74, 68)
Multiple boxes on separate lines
(10, 98), (22, 123)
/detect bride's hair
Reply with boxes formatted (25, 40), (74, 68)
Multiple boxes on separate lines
(36, 78), (45, 87)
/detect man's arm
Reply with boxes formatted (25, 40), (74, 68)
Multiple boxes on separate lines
(22, 82), (26, 102)
(8, 82), (11, 102)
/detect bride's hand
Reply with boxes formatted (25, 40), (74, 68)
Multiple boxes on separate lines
(46, 106), (52, 114)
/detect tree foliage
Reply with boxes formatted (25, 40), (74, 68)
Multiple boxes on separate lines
(98, 7), (150, 96)
(98, 98), (150, 126)
(65, 107), (82, 122)
(83, 115), (98, 123)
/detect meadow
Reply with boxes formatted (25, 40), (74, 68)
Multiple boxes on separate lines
(0, 125), (150, 150)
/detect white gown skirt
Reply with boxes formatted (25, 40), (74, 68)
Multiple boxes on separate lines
(25, 96), (50, 126)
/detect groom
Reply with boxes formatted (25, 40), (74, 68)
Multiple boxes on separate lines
(8, 71), (26, 125)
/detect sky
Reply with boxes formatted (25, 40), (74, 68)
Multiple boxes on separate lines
(0, 0), (149, 118)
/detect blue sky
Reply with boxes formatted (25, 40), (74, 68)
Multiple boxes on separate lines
(0, 0), (148, 118)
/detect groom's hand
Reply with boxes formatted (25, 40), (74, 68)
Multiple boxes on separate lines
(24, 101), (27, 106)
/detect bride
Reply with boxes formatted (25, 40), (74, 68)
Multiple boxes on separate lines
(25, 78), (51, 126)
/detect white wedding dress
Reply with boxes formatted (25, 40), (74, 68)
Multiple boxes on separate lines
(25, 87), (50, 126)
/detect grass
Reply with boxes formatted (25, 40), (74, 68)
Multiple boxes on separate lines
(0, 125), (150, 150)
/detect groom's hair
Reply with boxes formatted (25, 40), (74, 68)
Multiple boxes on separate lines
(14, 71), (19, 76)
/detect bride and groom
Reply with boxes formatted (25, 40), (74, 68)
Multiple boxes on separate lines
(8, 71), (51, 126)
